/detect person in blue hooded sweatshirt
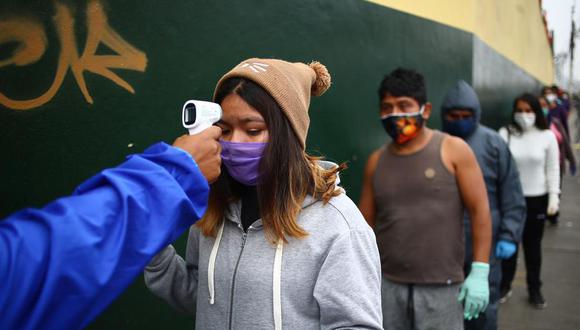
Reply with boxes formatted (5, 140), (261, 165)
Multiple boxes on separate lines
(0, 127), (221, 330)
(441, 80), (526, 330)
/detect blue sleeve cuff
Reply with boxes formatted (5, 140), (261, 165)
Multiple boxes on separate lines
(136, 142), (210, 206)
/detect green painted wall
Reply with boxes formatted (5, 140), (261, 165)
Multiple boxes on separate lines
(472, 36), (544, 130)
(0, 0), (542, 328)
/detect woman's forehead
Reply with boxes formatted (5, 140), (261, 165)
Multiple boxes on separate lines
(222, 94), (262, 114)
(220, 94), (265, 124)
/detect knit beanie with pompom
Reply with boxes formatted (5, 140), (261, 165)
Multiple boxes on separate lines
(213, 58), (331, 149)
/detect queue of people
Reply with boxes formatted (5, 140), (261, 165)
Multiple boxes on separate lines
(1, 58), (576, 330)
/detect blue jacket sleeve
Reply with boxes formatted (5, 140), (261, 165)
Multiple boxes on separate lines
(496, 137), (526, 243)
(0, 142), (209, 329)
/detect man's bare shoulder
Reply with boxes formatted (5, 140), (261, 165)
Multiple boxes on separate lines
(440, 132), (476, 173)
(442, 133), (472, 154)
(364, 146), (386, 175)
(369, 147), (385, 161)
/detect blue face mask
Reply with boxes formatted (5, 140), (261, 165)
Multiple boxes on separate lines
(442, 117), (477, 139)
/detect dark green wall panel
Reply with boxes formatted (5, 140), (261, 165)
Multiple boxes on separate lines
(0, 0), (540, 328)
(471, 36), (544, 130)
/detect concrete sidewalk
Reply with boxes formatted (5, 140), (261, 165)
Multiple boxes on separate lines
(498, 151), (580, 329)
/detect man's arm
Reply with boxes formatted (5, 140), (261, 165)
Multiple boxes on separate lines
(496, 137), (526, 244)
(445, 136), (492, 262)
(0, 128), (221, 329)
(444, 136), (492, 320)
(358, 149), (381, 228)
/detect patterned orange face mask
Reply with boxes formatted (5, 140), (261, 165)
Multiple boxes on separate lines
(381, 106), (425, 144)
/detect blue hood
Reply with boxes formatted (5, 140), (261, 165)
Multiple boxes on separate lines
(441, 80), (481, 123)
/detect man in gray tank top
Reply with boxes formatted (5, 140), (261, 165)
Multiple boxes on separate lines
(359, 68), (493, 330)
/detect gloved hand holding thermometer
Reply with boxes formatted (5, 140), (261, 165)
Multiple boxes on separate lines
(182, 100), (222, 135)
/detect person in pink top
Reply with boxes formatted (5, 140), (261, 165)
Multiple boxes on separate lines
(538, 96), (576, 226)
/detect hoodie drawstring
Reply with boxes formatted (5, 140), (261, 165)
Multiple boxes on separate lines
(208, 221), (284, 329)
(208, 221), (225, 305)
(273, 239), (284, 330)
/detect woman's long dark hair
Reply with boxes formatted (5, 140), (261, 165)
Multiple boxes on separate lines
(509, 93), (549, 134)
(196, 78), (344, 243)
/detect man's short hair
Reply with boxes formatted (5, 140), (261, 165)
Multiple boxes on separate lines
(377, 68), (427, 105)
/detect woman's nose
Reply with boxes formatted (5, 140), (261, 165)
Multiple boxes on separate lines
(230, 130), (249, 143)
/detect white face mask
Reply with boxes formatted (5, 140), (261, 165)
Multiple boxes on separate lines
(514, 113), (536, 130)
(546, 94), (557, 103)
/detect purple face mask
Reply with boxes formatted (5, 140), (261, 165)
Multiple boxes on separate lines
(220, 141), (267, 186)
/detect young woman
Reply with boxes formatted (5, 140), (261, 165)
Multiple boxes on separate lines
(499, 93), (560, 309)
(144, 58), (382, 329)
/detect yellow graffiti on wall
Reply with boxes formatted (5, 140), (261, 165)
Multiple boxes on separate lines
(0, 0), (148, 110)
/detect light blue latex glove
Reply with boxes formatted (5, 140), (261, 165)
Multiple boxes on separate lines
(458, 262), (490, 320)
(495, 240), (517, 259)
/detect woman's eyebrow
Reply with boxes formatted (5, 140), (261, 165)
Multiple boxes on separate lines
(239, 116), (265, 124)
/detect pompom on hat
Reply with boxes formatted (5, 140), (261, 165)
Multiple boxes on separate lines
(213, 58), (331, 148)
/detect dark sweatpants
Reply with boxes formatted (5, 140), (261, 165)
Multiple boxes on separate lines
(501, 195), (548, 293)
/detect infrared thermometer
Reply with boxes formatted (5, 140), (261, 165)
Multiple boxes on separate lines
(182, 100), (222, 135)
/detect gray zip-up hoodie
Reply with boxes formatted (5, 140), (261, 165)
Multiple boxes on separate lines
(144, 180), (382, 329)
(441, 80), (526, 252)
